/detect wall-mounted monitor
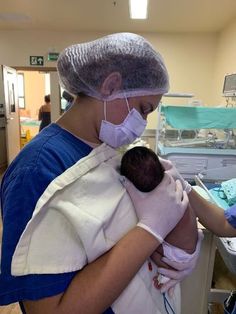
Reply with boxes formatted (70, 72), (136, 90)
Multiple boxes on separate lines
(223, 73), (236, 96)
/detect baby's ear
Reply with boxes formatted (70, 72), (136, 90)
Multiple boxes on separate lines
(100, 72), (122, 97)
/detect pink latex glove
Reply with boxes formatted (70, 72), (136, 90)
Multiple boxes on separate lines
(122, 173), (189, 243)
(157, 229), (204, 294)
(159, 157), (192, 194)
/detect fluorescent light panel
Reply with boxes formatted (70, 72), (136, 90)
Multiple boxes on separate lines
(129, 0), (148, 19)
(0, 13), (31, 21)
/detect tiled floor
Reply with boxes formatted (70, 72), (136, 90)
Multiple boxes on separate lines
(0, 304), (21, 314)
(213, 250), (236, 290)
(209, 303), (224, 314)
(209, 250), (236, 313)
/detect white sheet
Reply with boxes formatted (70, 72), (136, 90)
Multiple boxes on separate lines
(11, 143), (180, 313)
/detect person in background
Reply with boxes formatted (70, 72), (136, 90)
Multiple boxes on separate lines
(38, 94), (51, 131)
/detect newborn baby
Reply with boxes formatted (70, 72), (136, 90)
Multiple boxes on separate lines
(120, 146), (200, 287)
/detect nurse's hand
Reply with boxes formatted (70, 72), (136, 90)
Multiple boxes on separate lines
(122, 173), (188, 243)
(159, 157), (192, 194)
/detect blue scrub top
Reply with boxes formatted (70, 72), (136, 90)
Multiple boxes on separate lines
(225, 204), (236, 228)
(0, 123), (114, 313)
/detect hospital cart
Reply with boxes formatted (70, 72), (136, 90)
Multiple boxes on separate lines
(194, 169), (236, 309)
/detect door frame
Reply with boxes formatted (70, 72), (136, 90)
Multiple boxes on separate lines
(2, 65), (21, 164)
(1, 66), (60, 166)
(13, 66), (61, 122)
(13, 66), (56, 72)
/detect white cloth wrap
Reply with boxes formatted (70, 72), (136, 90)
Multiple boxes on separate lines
(11, 143), (180, 314)
(162, 230), (204, 263)
(157, 230), (204, 285)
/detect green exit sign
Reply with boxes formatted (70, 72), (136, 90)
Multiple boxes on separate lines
(30, 56), (44, 66)
(48, 52), (60, 61)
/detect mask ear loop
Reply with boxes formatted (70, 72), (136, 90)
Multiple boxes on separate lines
(125, 97), (131, 113)
(103, 101), (107, 121)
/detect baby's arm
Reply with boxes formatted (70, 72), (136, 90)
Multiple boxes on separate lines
(189, 189), (236, 237)
(153, 230), (204, 290)
(153, 205), (199, 279)
(164, 205), (198, 254)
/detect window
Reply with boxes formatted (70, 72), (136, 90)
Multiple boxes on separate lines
(17, 73), (25, 109)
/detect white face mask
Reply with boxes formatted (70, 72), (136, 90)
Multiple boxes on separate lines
(99, 98), (147, 148)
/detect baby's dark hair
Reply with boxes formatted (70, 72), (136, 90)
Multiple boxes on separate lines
(120, 146), (164, 192)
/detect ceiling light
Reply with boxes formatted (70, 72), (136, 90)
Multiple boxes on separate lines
(0, 13), (31, 21)
(129, 0), (148, 19)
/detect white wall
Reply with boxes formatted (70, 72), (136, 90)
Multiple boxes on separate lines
(145, 33), (217, 103)
(213, 20), (236, 106)
(0, 30), (105, 66)
(142, 32), (218, 127)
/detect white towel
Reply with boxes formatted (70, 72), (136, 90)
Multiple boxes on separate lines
(12, 143), (180, 314)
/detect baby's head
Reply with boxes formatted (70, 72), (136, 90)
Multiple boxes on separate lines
(120, 146), (164, 192)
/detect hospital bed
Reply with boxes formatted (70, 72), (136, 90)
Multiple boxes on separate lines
(156, 104), (236, 181)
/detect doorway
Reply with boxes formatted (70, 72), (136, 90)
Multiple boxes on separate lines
(18, 70), (51, 147)
(0, 66), (61, 167)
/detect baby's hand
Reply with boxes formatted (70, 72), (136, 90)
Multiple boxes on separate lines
(151, 247), (165, 268)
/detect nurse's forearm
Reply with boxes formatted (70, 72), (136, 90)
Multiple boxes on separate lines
(23, 227), (159, 314)
(189, 189), (236, 237)
(61, 227), (158, 313)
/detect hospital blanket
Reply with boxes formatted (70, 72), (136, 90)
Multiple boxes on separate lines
(11, 144), (180, 314)
(161, 105), (236, 129)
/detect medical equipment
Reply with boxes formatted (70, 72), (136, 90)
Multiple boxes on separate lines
(223, 73), (236, 97)
(223, 73), (236, 107)
(163, 293), (176, 314)
(195, 169), (236, 313)
(195, 167), (236, 275)
(156, 104), (236, 181)
(224, 291), (236, 314)
(221, 178), (236, 205)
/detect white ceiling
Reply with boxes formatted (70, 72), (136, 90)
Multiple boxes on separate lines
(0, 0), (236, 33)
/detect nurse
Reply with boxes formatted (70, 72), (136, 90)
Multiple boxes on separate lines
(156, 158), (236, 237)
(1, 32), (196, 314)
